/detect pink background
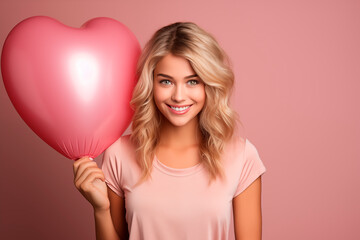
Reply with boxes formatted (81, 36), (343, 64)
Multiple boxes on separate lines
(0, 0), (359, 239)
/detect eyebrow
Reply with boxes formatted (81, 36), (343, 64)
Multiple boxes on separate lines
(156, 73), (198, 79)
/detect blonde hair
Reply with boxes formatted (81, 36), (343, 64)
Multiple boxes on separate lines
(130, 22), (242, 187)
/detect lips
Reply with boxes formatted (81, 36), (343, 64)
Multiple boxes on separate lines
(166, 104), (192, 114)
(166, 104), (192, 108)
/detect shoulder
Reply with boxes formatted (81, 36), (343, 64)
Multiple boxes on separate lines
(103, 134), (136, 160)
(105, 134), (134, 151)
(244, 138), (260, 158)
(223, 134), (246, 156)
(102, 134), (141, 175)
(222, 134), (263, 167)
(226, 133), (260, 154)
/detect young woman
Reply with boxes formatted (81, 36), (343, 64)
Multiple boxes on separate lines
(73, 22), (266, 240)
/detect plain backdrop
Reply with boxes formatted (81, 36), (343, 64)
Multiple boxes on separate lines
(0, 0), (359, 239)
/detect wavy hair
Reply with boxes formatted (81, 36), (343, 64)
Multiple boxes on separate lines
(130, 22), (242, 187)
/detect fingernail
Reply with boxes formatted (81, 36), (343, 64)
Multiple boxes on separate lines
(89, 157), (94, 160)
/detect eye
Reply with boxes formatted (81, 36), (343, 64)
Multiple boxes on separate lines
(188, 79), (199, 85)
(159, 79), (172, 85)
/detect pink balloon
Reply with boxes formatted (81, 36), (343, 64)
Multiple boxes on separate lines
(1, 16), (141, 160)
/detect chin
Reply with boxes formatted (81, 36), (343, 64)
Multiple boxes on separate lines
(168, 115), (198, 128)
(170, 121), (190, 127)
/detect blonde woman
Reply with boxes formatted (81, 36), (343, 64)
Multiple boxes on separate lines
(73, 22), (266, 240)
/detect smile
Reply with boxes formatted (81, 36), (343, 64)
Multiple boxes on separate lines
(166, 104), (192, 114)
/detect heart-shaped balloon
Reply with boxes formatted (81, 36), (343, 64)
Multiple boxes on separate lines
(1, 16), (141, 160)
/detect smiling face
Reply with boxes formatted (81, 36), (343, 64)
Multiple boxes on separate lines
(153, 53), (206, 128)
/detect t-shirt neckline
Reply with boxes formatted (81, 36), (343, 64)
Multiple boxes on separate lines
(153, 155), (205, 177)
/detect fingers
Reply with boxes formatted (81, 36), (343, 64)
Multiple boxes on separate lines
(73, 157), (106, 190)
(73, 156), (95, 176)
(74, 160), (97, 181)
(72, 156), (109, 210)
(74, 167), (105, 189)
(75, 171), (106, 192)
(73, 156), (104, 185)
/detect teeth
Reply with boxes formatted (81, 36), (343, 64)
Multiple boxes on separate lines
(170, 105), (190, 111)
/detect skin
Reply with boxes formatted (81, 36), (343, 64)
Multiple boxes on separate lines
(73, 53), (263, 240)
(153, 53), (205, 168)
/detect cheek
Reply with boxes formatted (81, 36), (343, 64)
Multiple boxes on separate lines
(153, 85), (167, 104)
(193, 87), (206, 103)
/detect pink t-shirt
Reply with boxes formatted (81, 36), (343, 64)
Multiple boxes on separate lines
(101, 134), (266, 240)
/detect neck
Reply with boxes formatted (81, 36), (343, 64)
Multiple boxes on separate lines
(158, 116), (202, 149)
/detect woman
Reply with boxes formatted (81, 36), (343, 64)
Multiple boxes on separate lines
(73, 22), (266, 240)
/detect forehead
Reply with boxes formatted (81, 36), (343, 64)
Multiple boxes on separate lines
(154, 54), (196, 76)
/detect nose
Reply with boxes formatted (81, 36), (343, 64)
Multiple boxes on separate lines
(171, 84), (186, 102)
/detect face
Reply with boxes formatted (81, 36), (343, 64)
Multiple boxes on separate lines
(153, 53), (206, 128)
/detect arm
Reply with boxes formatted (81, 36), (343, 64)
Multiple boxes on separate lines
(94, 208), (120, 240)
(73, 157), (127, 240)
(94, 186), (129, 240)
(233, 176), (263, 240)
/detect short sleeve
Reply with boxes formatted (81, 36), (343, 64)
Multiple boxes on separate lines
(234, 139), (267, 197)
(101, 141), (124, 198)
